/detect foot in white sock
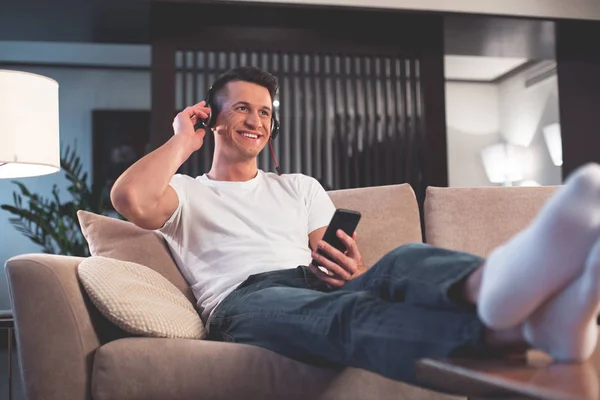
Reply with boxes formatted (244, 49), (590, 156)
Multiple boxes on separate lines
(478, 163), (600, 329)
(523, 237), (600, 362)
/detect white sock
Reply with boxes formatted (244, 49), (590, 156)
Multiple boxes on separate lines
(478, 163), (600, 329)
(523, 237), (600, 362)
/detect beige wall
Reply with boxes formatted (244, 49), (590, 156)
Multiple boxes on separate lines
(238, 0), (600, 20)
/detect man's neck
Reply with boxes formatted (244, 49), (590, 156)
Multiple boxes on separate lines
(207, 159), (258, 182)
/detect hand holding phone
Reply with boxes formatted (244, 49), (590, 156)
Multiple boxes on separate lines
(311, 208), (361, 268)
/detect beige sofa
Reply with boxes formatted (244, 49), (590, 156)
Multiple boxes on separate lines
(5, 182), (558, 400)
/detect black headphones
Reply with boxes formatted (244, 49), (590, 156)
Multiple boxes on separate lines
(194, 84), (280, 140)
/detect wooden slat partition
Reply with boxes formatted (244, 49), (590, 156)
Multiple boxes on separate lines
(173, 51), (424, 191)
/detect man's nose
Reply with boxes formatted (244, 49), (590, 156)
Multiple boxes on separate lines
(245, 110), (261, 129)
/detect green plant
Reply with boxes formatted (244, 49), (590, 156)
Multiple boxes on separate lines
(1, 145), (115, 256)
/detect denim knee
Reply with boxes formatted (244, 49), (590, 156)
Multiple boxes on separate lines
(342, 243), (435, 293)
(385, 243), (436, 257)
(371, 243), (435, 273)
(362, 242), (482, 290)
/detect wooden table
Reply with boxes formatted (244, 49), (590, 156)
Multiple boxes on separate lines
(417, 349), (600, 400)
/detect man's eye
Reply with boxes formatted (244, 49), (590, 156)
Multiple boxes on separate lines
(261, 111), (270, 116)
(237, 106), (247, 111)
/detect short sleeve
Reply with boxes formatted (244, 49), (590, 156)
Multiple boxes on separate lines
(157, 174), (188, 239)
(302, 176), (336, 234)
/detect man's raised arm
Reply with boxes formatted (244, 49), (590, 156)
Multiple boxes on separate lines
(110, 102), (210, 230)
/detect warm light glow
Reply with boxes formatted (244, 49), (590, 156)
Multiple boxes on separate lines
(0, 70), (60, 178)
(543, 123), (563, 167)
(481, 142), (527, 184)
(520, 180), (541, 187)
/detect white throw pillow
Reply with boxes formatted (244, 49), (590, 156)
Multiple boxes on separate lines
(78, 256), (205, 340)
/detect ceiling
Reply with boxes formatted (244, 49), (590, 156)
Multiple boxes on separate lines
(244, 0), (600, 21)
(444, 56), (529, 81)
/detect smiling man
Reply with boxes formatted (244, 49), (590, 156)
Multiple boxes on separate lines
(111, 66), (600, 388)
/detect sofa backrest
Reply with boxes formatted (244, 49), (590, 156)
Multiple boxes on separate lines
(424, 185), (559, 257)
(79, 183), (422, 301)
(328, 183), (422, 268)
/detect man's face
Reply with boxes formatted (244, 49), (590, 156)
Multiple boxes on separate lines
(212, 81), (273, 161)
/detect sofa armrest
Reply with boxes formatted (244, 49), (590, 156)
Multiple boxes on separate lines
(5, 254), (124, 400)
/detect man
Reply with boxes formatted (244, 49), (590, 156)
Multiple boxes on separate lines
(111, 66), (600, 386)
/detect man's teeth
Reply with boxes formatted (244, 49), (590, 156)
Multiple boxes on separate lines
(241, 133), (258, 139)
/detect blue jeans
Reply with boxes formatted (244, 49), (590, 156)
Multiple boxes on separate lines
(207, 243), (487, 386)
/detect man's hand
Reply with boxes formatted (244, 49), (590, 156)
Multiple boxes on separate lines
(172, 101), (212, 152)
(309, 230), (366, 288)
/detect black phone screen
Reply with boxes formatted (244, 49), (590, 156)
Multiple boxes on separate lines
(312, 208), (361, 268)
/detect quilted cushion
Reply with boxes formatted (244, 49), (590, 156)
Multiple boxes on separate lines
(78, 256), (205, 340)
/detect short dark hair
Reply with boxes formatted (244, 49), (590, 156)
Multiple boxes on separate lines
(208, 66), (278, 121)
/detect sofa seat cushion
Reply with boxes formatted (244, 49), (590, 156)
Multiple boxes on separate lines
(92, 338), (463, 400)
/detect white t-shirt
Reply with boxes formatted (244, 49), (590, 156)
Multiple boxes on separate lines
(157, 170), (336, 323)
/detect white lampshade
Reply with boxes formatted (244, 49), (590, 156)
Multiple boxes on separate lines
(543, 123), (563, 167)
(0, 70), (60, 178)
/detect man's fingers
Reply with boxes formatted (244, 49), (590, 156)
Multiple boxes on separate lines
(192, 104), (211, 117)
(311, 251), (353, 280)
(336, 230), (358, 256)
(180, 103), (211, 120)
(181, 106), (196, 119)
(308, 264), (345, 288)
(318, 238), (358, 276)
(192, 100), (208, 109)
(191, 112), (209, 121)
(317, 240), (347, 265)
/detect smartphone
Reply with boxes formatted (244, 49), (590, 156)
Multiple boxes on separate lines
(312, 208), (362, 268)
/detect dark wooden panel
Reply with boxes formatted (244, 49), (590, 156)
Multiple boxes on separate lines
(150, 39), (176, 152)
(92, 110), (151, 208)
(445, 15), (556, 59)
(420, 17), (448, 189)
(151, 2), (429, 58)
(556, 20), (600, 180)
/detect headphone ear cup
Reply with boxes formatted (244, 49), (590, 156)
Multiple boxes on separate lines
(204, 86), (216, 128)
(271, 118), (280, 140)
(205, 101), (215, 128)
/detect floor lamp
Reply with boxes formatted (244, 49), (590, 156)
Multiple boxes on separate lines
(0, 69), (60, 400)
(0, 69), (60, 178)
